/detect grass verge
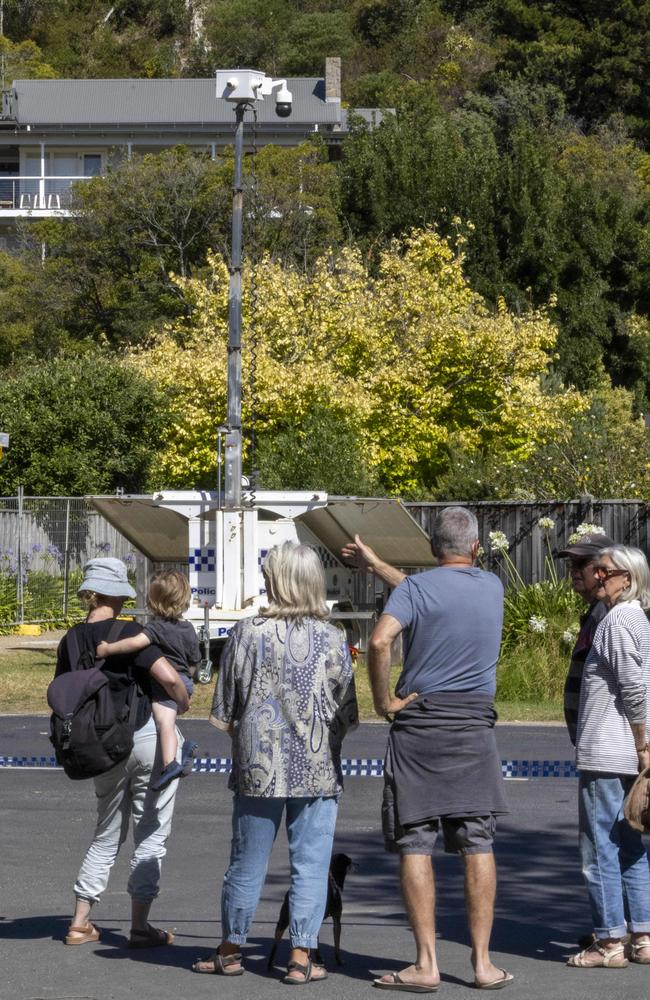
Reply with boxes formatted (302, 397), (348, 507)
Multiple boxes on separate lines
(0, 649), (562, 723)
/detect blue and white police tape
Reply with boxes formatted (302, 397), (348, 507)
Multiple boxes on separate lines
(0, 755), (578, 778)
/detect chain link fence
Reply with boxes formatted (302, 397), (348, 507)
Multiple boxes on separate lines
(0, 492), (142, 629)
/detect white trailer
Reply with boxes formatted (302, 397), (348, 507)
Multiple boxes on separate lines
(90, 490), (434, 678)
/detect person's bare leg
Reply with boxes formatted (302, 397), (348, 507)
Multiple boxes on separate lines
(69, 898), (93, 929)
(130, 897), (153, 933)
(464, 852), (509, 985)
(375, 854), (440, 987)
(152, 702), (178, 766)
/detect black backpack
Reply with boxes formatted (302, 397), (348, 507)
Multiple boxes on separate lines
(48, 621), (140, 780)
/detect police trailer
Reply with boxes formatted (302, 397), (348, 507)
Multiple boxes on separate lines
(90, 489), (434, 681)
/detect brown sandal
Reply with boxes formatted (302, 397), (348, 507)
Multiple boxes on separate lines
(127, 924), (174, 949)
(192, 951), (244, 975)
(65, 922), (100, 946)
(283, 958), (328, 984)
(627, 938), (650, 964)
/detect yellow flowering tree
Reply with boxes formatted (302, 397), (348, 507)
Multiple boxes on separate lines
(129, 228), (586, 494)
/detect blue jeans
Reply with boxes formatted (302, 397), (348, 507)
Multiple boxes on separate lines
(579, 772), (650, 938)
(221, 795), (338, 949)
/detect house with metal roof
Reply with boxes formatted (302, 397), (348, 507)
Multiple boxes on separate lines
(0, 58), (381, 249)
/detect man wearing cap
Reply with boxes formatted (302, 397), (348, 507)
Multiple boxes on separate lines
(559, 532), (615, 746)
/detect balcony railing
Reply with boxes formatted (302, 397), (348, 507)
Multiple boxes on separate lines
(0, 175), (93, 211)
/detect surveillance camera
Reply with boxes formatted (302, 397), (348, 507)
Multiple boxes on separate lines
(275, 84), (292, 118)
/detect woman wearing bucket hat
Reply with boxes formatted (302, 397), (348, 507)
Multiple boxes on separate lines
(55, 557), (190, 949)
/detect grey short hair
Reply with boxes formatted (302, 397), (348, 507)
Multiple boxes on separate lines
(261, 541), (329, 622)
(600, 545), (650, 609)
(430, 506), (479, 559)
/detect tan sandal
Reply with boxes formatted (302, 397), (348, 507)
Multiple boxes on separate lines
(192, 951), (244, 975)
(64, 922), (100, 946)
(567, 941), (628, 968)
(627, 938), (650, 964)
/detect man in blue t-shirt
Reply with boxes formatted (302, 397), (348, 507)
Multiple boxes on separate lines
(342, 507), (512, 992)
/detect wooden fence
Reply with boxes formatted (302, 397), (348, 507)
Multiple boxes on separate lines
(405, 500), (650, 583)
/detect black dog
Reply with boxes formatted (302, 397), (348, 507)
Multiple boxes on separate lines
(267, 852), (352, 969)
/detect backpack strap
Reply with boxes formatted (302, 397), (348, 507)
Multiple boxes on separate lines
(96, 619), (127, 667)
(65, 619), (127, 672)
(64, 627), (86, 672)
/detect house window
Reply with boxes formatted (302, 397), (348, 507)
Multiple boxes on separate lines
(83, 154), (102, 177)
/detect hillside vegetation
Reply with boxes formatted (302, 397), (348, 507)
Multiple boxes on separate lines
(1, 1), (649, 499)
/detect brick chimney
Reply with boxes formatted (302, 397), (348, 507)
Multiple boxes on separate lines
(325, 57), (341, 103)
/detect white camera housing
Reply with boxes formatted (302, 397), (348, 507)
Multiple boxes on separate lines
(215, 70), (292, 117)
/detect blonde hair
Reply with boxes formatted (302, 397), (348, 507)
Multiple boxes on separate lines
(261, 542), (329, 622)
(600, 546), (650, 609)
(147, 570), (191, 619)
(78, 590), (100, 609)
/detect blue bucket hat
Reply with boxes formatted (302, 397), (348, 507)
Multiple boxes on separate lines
(77, 557), (136, 599)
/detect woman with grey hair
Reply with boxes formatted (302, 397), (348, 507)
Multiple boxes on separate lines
(194, 541), (358, 983)
(568, 545), (650, 969)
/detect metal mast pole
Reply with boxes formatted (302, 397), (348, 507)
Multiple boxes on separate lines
(224, 102), (247, 509)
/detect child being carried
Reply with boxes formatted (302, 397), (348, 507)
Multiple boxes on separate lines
(97, 570), (200, 791)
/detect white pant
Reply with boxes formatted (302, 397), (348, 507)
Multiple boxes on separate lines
(74, 717), (181, 904)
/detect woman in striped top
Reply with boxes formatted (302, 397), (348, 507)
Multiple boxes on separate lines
(568, 545), (650, 970)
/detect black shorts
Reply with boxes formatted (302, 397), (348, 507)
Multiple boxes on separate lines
(388, 814), (497, 856)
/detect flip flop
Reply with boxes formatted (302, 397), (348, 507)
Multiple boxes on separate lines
(473, 970), (514, 989)
(373, 972), (440, 993)
(283, 958), (328, 984)
(127, 925), (174, 949)
(192, 951), (244, 976)
(64, 922), (100, 946)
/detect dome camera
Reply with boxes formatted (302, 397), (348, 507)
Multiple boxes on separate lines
(275, 84), (292, 118)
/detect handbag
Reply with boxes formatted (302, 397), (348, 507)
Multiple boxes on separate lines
(624, 767), (650, 833)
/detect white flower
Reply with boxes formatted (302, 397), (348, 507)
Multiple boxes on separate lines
(529, 615), (547, 634)
(488, 530), (509, 553)
(562, 628), (578, 645)
(567, 523), (606, 545)
(538, 517), (555, 532)
(476, 545), (485, 558)
(576, 522), (605, 536)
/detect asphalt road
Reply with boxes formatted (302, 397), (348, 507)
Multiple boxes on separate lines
(2, 718), (650, 1000)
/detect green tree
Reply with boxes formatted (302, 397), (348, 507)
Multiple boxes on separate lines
(203, 0), (294, 75)
(442, 0), (650, 142)
(340, 93), (650, 399)
(255, 405), (378, 494)
(435, 385), (650, 501)
(277, 11), (355, 75)
(0, 34), (56, 83)
(0, 353), (169, 495)
(14, 142), (341, 353)
(14, 0), (190, 77)
(22, 146), (232, 349)
(0, 252), (35, 364)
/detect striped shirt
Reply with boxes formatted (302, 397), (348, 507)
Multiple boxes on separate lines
(576, 600), (650, 775)
(563, 599), (608, 745)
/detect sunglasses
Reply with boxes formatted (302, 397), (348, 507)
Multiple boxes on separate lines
(593, 565), (629, 581)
